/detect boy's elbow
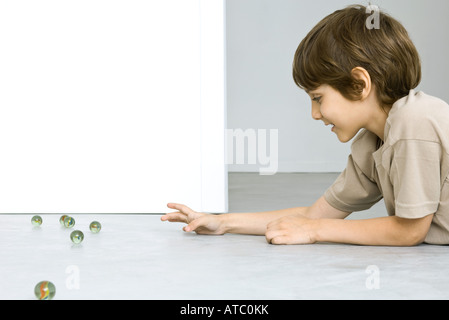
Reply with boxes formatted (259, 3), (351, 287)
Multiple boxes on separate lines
(396, 214), (433, 247)
(408, 226), (431, 246)
(405, 233), (426, 246)
(396, 231), (425, 247)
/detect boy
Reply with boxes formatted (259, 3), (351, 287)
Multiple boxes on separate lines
(161, 5), (449, 246)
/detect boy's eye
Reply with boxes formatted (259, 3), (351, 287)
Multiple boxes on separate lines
(312, 96), (322, 103)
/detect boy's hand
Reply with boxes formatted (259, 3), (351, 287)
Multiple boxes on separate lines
(265, 216), (317, 245)
(161, 203), (226, 235)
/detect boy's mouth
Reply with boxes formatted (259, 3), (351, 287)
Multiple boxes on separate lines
(325, 122), (335, 131)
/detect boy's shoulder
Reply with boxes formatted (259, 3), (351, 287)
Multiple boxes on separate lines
(391, 90), (449, 118)
(350, 129), (378, 176)
(386, 90), (449, 143)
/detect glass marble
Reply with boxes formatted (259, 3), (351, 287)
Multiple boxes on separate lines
(70, 230), (84, 244)
(59, 215), (69, 226)
(64, 216), (75, 228)
(31, 215), (42, 226)
(34, 281), (56, 300)
(89, 221), (102, 233)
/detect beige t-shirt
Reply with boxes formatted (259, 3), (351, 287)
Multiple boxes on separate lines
(324, 90), (449, 244)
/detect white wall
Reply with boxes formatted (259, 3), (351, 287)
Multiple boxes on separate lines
(226, 0), (449, 173)
(0, 0), (228, 214)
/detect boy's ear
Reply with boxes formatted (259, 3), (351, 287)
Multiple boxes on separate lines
(351, 67), (372, 100)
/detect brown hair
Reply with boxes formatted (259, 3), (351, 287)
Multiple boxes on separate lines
(292, 5), (421, 107)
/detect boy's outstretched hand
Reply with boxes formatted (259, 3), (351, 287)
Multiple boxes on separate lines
(161, 203), (226, 235)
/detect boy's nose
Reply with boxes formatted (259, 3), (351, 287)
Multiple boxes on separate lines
(311, 105), (322, 120)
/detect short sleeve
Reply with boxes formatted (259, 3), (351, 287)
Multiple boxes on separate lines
(324, 154), (383, 213)
(390, 140), (441, 219)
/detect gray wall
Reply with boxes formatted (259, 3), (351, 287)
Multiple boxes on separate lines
(226, 0), (449, 173)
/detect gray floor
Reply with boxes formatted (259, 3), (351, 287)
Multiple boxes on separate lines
(227, 172), (449, 299)
(1, 173), (448, 300)
(229, 172), (339, 212)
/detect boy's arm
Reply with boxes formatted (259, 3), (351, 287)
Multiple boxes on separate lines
(220, 207), (308, 235)
(162, 196), (350, 236)
(315, 214), (434, 246)
(221, 196), (351, 235)
(162, 203), (310, 235)
(266, 211), (434, 246)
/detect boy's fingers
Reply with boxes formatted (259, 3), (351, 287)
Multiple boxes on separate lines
(167, 203), (195, 215)
(265, 229), (284, 244)
(268, 235), (288, 245)
(161, 212), (187, 223)
(184, 218), (203, 232)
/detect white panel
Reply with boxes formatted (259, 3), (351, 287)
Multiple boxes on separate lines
(0, 0), (227, 213)
(200, 0), (228, 213)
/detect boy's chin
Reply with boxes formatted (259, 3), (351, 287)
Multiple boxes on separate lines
(334, 129), (356, 143)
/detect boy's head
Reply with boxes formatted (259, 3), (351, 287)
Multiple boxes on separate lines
(292, 5), (421, 107)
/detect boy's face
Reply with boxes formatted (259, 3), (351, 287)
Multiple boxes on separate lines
(306, 84), (366, 143)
